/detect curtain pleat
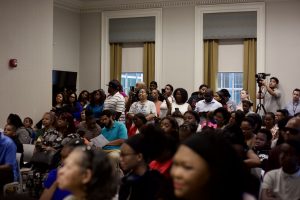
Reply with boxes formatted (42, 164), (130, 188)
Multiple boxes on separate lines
(204, 40), (218, 92)
(243, 38), (257, 108)
(143, 42), (155, 86)
(110, 43), (122, 81)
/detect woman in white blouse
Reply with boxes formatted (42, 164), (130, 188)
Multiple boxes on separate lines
(128, 88), (157, 122)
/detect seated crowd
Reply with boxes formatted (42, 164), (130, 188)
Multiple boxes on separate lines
(1, 77), (300, 200)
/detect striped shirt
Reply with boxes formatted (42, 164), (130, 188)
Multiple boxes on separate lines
(103, 91), (125, 113)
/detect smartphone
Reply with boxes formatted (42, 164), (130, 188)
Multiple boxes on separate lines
(130, 86), (135, 92)
(161, 88), (166, 94)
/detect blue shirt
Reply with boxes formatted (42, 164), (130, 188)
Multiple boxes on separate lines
(102, 121), (128, 150)
(44, 169), (71, 200)
(0, 133), (18, 181)
(86, 103), (104, 119)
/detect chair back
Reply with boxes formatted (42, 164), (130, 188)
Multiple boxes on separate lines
(23, 144), (35, 163)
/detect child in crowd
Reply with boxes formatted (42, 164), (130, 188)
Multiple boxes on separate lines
(23, 117), (35, 142)
(253, 128), (272, 171)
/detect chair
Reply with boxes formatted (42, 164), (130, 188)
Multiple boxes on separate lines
(20, 144), (35, 192)
(22, 144), (35, 164)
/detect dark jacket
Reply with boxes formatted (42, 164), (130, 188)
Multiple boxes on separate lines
(119, 169), (175, 200)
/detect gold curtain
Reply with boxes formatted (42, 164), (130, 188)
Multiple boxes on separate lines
(243, 38), (257, 108)
(143, 42), (155, 87)
(110, 43), (122, 81)
(204, 40), (219, 92)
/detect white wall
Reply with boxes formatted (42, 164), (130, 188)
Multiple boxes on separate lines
(79, 12), (101, 91)
(265, 0), (300, 106)
(162, 6), (195, 94)
(0, 0), (53, 128)
(53, 7), (80, 87)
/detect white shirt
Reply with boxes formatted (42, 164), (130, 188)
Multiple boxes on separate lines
(160, 96), (175, 118)
(262, 168), (300, 200)
(103, 91), (125, 113)
(195, 99), (222, 113)
(129, 100), (157, 117)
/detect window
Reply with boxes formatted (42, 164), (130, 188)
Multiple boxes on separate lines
(217, 72), (243, 103)
(121, 72), (143, 95)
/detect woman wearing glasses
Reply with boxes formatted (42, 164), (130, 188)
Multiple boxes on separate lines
(57, 146), (118, 200)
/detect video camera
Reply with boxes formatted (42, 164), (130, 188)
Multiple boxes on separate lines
(255, 73), (271, 85)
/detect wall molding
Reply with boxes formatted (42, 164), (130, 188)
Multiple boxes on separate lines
(194, 2), (265, 91)
(55, 0), (266, 12)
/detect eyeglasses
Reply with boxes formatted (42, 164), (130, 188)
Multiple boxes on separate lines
(282, 127), (300, 135)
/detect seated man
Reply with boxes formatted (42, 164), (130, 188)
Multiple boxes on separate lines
(100, 110), (128, 150)
(195, 88), (222, 123)
(0, 131), (18, 191)
(261, 140), (300, 200)
(99, 110), (128, 163)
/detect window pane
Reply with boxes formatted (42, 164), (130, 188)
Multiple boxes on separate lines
(121, 72), (143, 95)
(217, 72), (243, 104)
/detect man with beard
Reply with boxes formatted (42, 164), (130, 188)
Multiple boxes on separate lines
(100, 110), (128, 151)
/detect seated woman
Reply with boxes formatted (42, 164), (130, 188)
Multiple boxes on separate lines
(39, 112), (78, 151)
(128, 88), (157, 122)
(35, 112), (57, 141)
(77, 110), (101, 141)
(160, 116), (179, 142)
(169, 88), (192, 126)
(128, 113), (147, 137)
(151, 89), (162, 117)
(7, 113), (31, 144)
(57, 146), (119, 200)
(237, 89), (251, 111)
(86, 89), (106, 120)
(213, 107), (231, 129)
(178, 122), (198, 142)
(40, 138), (84, 200)
(119, 133), (172, 200)
(183, 110), (201, 132)
(262, 112), (278, 141)
(51, 92), (66, 116)
(242, 100), (254, 116)
(78, 90), (90, 109)
(65, 92), (83, 122)
(171, 131), (248, 200)
(240, 117), (257, 149)
(228, 110), (245, 128)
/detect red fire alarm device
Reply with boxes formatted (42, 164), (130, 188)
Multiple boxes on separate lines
(9, 59), (18, 68)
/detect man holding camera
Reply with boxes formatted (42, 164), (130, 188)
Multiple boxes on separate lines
(257, 76), (281, 113)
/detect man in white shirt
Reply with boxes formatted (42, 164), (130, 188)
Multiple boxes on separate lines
(285, 88), (300, 116)
(195, 89), (222, 114)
